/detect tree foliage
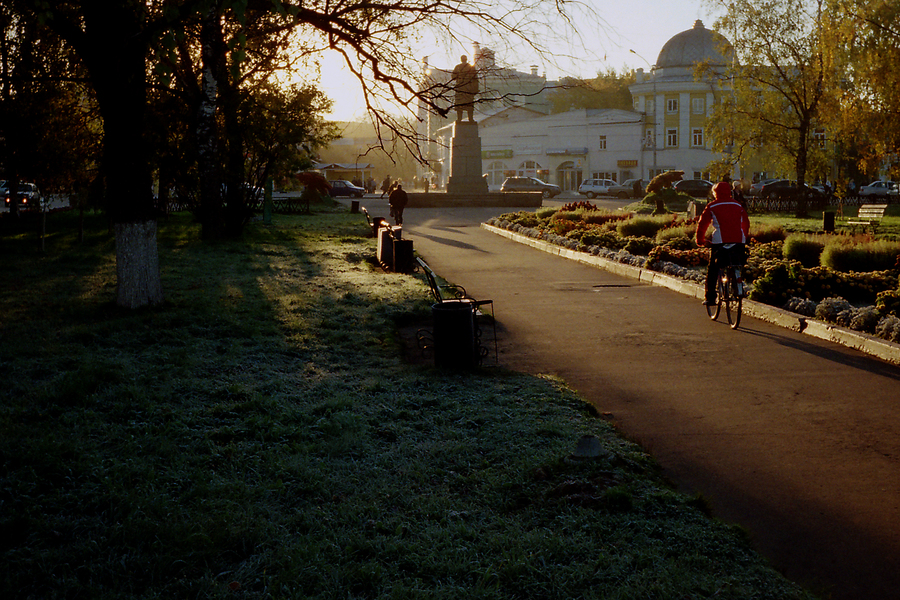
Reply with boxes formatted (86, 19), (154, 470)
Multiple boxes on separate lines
(705, 0), (831, 214)
(822, 0), (900, 179)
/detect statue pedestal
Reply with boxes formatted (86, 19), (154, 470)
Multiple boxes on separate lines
(446, 121), (488, 195)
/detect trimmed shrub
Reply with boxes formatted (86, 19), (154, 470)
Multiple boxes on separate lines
(583, 210), (631, 227)
(624, 236), (655, 256)
(582, 229), (626, 250)
(656, 224), (697, 246)
(749, 224), (787, 244)
(554, 210), (584, 222)
(815, 297), (853, 322)
(876, 289), (900, 317)
(499, 211), (541, 227)
(821, 238), (900, 272)
(783, 234), (825, 268)
(617, 216), (670, 239)
(535, 207), (558, 219)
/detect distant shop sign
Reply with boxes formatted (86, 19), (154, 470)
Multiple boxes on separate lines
(483, 149), (513, 159)
(617, 159), (639, 168)
(547, 147), (588, 155)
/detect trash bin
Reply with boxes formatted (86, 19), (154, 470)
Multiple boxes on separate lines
(350, 200), (359, 213)
(823, 211), (835, 232)
(377, 227), (394, 266)
(432, 302), (475, 368)
(393, 238), (414, 273)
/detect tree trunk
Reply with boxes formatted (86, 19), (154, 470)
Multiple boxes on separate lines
(198, 7), (224, 240)
(794, 119), (810, 218)
(115, 221), (163, 308)
(82, 2), (162, 307)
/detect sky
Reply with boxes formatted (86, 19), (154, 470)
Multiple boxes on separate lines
(313, 0), (717, 122)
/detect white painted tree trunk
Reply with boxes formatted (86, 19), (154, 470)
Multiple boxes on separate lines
(115, 221), (163, 308)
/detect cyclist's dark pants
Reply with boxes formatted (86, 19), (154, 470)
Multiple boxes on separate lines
(706, 244), (746, 302)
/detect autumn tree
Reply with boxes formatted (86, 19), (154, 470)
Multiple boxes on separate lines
(822, 0), (900, 180)
(705, 0), (830, 215)
(6, 0), (597, 307)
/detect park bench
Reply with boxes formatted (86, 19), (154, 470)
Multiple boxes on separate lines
(845, 203), (887, 233)
(415, 257), (497, 366)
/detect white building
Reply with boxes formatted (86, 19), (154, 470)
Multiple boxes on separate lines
(421, 21), (738, 191)
(629, 20), (734, 182)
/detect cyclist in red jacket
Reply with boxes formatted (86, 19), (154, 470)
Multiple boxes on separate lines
(696, 181), (751, 306)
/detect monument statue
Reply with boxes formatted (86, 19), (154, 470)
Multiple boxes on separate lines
(450, 55), (478, 122)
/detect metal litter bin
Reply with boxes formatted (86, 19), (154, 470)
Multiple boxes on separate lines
(823, 211), (835, 232)
(393, 238), (414, 273)
(432, 302), (475, 368)
(377, 227), (394, 266)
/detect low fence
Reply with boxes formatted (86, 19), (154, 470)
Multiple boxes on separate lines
(744, 194), (890, 213)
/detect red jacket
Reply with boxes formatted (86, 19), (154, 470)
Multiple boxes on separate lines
(696, 182), (750, 246)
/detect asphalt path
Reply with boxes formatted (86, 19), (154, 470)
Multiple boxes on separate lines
(355, 193), (900, 600)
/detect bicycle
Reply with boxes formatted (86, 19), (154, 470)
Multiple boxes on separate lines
(706, 247), (746, 329)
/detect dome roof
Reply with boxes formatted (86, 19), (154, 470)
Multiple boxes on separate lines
(656, 20), (733, 69)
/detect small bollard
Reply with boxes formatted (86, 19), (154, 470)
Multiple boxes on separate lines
(350, 200), (359, 213)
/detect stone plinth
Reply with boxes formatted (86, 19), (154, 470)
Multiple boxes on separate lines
(446, 121), (489, 195)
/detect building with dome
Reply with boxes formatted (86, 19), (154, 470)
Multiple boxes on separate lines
(629, 20), (735, 182)
(419, 21), (746, 191)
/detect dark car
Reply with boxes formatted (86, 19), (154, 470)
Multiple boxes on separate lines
(4, 182), (43, 210)
(328, 179), (366, 198)
(759, 179), (823, 201)
(673, 179), (714, 198)
(500, 176), (561, 198)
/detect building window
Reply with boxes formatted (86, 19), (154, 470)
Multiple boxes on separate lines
(691, 128), (704, 147)
(486, 161), (507, 187)
(692, 97), (705, 114)
(644, 128), (655, 148)
(666, 98), (679, 113)
(647, 98), (656, 113)
(666, 128), (678, 147)
(598, 135), (607, 150)
(517, 160), (545, 180)
(592, 172), (617, 181)
(814, 128), (827, 148)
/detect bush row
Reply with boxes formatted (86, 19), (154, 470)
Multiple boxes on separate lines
(491, 207), (900, 344)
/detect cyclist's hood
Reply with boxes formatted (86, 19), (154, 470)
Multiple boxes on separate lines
(712, 181), (733, 202)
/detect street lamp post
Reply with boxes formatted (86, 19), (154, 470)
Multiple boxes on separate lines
(630, 49), (657, 181)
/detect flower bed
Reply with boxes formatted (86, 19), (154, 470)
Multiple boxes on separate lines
(489, 207), (900, 344)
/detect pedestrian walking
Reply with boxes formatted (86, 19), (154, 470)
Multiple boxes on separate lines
(388, 183), (409, 226)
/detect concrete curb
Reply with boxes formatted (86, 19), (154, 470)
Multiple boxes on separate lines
(483, 223), (900, 366)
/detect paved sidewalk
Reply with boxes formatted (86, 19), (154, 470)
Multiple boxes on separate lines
(390, 202), (900, 600)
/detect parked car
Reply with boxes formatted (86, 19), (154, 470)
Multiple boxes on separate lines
(607, 178), (646, 199)
(888, 183), (899, 201)
(759, 179), (824, 201)
(577, 178), (617, 199)
(673, 179), (714, 198)
(747, 178), (778, 196)
(4, 182), (43, 210)
(859, 180), (896, 198)
(500, 176), (561, 198)
(328, 179), (366, 198)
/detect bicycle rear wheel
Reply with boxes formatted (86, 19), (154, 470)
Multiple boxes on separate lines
(725, 270), (742, 329)
(706, 272), (723, 320)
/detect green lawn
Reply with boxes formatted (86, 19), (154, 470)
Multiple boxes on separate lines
(0, 207), (817, 599)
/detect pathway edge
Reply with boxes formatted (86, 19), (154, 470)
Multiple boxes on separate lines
(483, 223), (900, 365)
